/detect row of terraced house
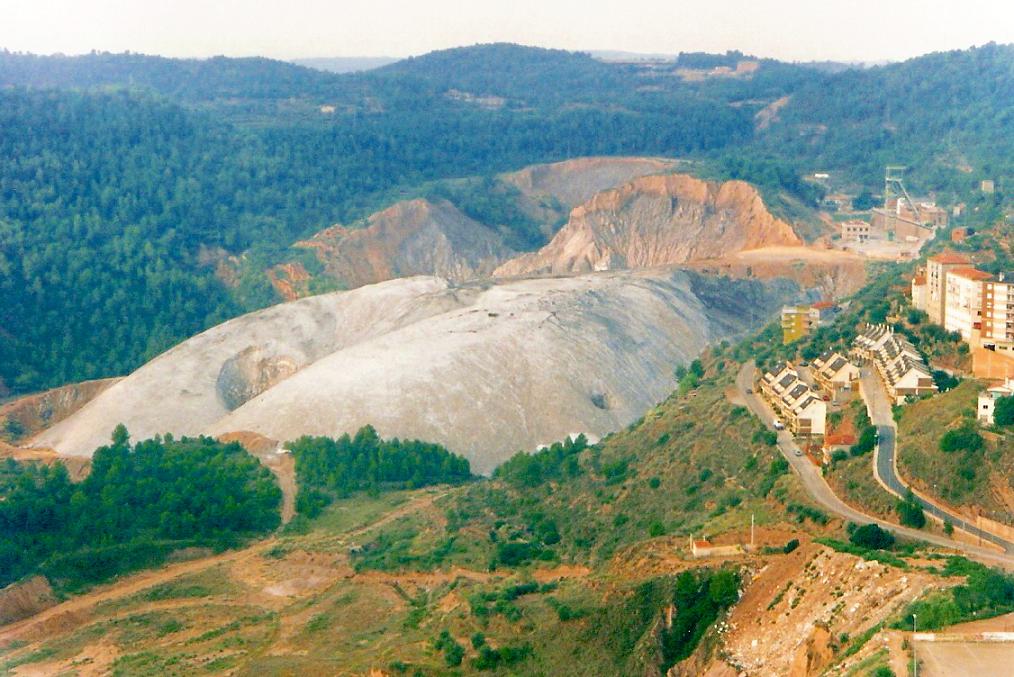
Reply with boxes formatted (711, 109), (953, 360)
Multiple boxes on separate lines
(758, 363), (827, 435)
(852, 323), (937, 404)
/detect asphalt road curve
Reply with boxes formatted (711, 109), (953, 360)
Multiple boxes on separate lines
(737, 361), (1014, 568)
(858, 369), (1014, 553)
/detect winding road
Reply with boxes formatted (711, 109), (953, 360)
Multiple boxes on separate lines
(857, 368), (1014, 553)
(736, 362), (1014, 568)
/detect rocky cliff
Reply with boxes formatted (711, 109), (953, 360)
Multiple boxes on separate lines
(33, 271), (796, 474)
(495, 174), (803, 278)
(500, 156), (677, 227)
(297, 198), (514, 288)
(292, 157), (679, 291)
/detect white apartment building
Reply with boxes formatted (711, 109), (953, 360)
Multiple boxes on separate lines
(982, 275), (1014, 354)
(925, 252), (971, 325)
(944, 267), (992, 340)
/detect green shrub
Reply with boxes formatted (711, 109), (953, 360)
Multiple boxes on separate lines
(896, 489), (926, 529)
(849, 524), (896, 550)
(939, 426), (984, 453)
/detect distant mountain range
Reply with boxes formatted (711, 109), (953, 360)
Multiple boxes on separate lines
(290, 56), (399, 73)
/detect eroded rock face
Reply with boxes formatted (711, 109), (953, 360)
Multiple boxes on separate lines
(500, 156), (677, 227)
(297, 198), (514, 289)
(0, 378), (120, 443)
(0, 576), (57, 626)
(216, 346), (303, 411)
(34, 270), (796, 474)
(495, 174), (803, 278)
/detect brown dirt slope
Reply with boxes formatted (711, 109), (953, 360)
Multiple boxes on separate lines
(500, 156), (677, 226)
(297, 198), (514, 288)
(494, 173), (803, 278)
(0, 378), (120, 444)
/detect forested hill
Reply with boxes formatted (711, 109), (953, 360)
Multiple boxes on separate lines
(0, 51), (345, 103)
(0, 43), (1010, 396)
(750, 42), (1014, 187)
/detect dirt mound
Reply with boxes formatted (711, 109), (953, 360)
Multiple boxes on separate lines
(687, 246), (869, 299)
(297, 198), (514, 289)
(35, 276), (466, 457)
(494, 174), (803, 278)
(0, 576), (57, 626)
(0, 378), (120, 443)
(34, 271), (796, 475)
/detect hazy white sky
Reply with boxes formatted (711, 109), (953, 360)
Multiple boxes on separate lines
(2, 0), (1012, 63)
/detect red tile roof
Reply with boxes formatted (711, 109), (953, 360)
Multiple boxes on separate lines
(949, 267), (993, 281)
(929, 252), (971, 264)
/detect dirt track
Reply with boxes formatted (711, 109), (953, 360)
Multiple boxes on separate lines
(0, 491), (446, 644)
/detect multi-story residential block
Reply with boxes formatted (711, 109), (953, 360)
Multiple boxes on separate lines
(925, 251), (971, 325)
(759, 363), (827, 435)
(853, 324), (937, 404)
(978, 378), (1013, 426)
(943, 267), (992, 340)
(781, 305), (820, 344)
(911, 268), (927, 312)
(811, 351), (860, 400)
(981, 274), (1014, 354)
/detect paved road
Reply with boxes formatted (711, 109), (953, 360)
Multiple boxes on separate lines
(858, 368), (1014, 553)
(736, 362), (1014, 568)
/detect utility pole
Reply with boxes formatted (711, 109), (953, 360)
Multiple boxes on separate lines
(751, 513), (755, 549)
(913, 613), (918, 677)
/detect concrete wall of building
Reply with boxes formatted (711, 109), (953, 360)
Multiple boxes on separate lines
(972, 347), (1014, 380)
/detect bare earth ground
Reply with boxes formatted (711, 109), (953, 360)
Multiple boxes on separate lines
(916, 642), (1014, 677)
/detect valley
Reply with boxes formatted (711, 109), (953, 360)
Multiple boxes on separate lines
(0, 40), (1012, 677)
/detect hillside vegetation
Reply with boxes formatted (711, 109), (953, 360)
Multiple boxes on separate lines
(1, 43), (1011, 393)
(0, 430), (281, 591)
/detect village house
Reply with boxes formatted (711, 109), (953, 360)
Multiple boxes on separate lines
(978, 378), (1013, 426)
(841, 219), (871, 243)
(759, 363), (827, 435)
(853, 324), (937, 404)
(811, 350), (860, 400)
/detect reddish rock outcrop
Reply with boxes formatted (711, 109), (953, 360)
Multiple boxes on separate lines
(0, 378), (121, 443)
(494, 174), (803, 278)
(0, 576), (57, 626)
(297, 198), (513, 289)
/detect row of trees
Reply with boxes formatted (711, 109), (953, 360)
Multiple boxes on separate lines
(0, 427), (282, 589)
(289, 425), (472, 516)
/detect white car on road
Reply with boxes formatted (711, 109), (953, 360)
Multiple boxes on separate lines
(773, 420), (785, 430)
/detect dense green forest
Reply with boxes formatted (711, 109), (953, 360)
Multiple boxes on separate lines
(289, 425), (472, 517)
(0, 430), (281, 590)
(0, 43), (1009, 394)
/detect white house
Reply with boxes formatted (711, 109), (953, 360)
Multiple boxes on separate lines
(978, 378), (1014, 426)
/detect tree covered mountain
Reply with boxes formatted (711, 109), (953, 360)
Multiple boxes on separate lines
(0, 43), (1009, 394)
